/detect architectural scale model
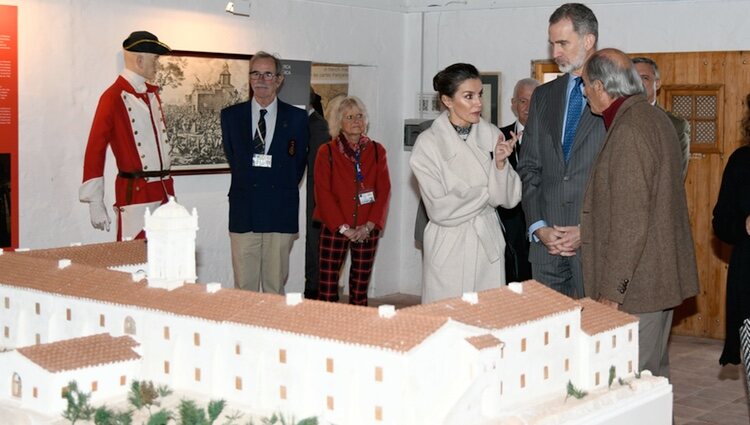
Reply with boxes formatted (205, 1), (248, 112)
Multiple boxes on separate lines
(0, 199), (672, 424)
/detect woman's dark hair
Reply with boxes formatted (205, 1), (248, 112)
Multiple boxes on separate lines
(743, 93), (750, 145)
(433, 63), (480, 98)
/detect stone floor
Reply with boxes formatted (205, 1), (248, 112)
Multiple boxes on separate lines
(362, 293), (750, 425)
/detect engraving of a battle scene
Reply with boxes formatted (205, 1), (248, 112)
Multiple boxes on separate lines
(156, 56), (249, 171)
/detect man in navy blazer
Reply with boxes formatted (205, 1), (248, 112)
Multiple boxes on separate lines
(517, 3), (605, 298)
(221, 51), (309, 294)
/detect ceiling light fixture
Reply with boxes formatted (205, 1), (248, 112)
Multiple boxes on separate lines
(225, 1), (251, 17)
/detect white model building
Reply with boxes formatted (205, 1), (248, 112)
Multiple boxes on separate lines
(0, 200), (668, 425)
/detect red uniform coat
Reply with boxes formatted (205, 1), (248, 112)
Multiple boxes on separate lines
(313, 138), (390, 232)
(81, 74), (174, 240)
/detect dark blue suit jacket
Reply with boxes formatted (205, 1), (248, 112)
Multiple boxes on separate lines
(221, 99), (309, 233)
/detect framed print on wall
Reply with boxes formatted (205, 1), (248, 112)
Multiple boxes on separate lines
(480, 72), (501, 126)
(156, 50), (251, 175)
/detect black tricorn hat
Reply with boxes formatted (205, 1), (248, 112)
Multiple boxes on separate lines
(122, 31), (171, 54)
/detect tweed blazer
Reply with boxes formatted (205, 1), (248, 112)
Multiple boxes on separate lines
(517, 73), (606, 264)
(581, 95), (699, 314)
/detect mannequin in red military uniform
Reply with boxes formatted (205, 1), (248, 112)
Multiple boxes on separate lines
(80, 31), (174, 240)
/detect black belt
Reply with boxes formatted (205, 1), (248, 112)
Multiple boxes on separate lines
(118, 170), (170, 204)
(118, 170), (170, 179)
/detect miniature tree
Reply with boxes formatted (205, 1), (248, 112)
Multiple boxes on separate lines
(147, 409), (172, 425)
(221, 410), (245, 425)
(93, 406), (133, 425)
(128, 380), (172, 415)
(608, 365), (616, 388)
(62, 380), (95, 424)
(127, 380), (173, 425)
(254, 413), (318, 425)
(565, 380), (588, 400)
(177, 399), (226, 425)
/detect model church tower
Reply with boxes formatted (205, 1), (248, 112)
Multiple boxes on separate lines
(144, 197), (198, 290)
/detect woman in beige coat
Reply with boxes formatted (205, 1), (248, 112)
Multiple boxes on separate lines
(410, 63), (522, 303)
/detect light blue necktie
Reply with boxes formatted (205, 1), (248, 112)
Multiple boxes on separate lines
(562, 77), (583, 163)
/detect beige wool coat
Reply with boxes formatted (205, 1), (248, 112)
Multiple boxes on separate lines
(581, 95), (699, 314)
(410, 112), (522, 303)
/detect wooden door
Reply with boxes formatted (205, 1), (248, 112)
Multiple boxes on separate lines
(627, 51), (750, 339)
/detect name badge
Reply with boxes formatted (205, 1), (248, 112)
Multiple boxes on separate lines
(252, 154), (272, 168)
(358, 190), (375, 205)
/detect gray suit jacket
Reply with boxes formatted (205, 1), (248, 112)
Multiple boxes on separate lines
(517, 73), (606, 265)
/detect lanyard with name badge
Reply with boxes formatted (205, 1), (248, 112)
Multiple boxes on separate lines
(355, 149), (375, 205)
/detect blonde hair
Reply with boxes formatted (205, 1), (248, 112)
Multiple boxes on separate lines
(325, 95), (369, 139)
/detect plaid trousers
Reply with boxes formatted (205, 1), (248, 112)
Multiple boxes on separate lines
(318, 225), (380, 306)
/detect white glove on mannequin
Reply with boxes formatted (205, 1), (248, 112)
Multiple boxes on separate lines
(88, 201), (111, 232)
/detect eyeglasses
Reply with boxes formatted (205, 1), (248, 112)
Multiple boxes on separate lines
(250, 71), (277, 81)
(343, 113), (365, 121)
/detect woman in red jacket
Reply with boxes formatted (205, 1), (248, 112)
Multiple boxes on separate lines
(313, 96), (391, 305)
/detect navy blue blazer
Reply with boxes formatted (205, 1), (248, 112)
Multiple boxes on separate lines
(221, 99), (309, 233)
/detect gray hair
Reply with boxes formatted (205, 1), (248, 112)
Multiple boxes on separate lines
(549, 3), (598, 41)
(513, 78), (541, 98)
(249, 51), (282, 75)
(325, 95), (369, 139)
(631, 56), (661, 80)
(585, 51), (645, 98)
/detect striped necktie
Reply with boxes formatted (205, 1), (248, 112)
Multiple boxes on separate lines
(253, 109), (267, 154)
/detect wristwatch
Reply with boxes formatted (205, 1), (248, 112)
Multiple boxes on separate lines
(338, 224), (350, 234)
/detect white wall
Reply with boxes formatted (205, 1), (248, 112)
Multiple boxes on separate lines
(12, 0), (406, 295)
(11, 0), (750, 297)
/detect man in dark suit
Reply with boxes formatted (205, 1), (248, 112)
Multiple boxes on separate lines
(581, 48), (699, 378)
(221, 51), (309, 294)
(517, 3), (606, 298)
(304, 90), (330, 299)
(632, 56), (691, 181)
(498, 78), (539, 282)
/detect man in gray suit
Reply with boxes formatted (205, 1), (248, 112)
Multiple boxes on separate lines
(517, 3), (606, 298)
(632, 56), (691, 181)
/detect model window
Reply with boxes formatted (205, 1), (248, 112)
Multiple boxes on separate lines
(11, 373), (21, 398)
(326, 358), (334, 373)
(35, 303), (40, 315)
(124, 316), (136, 335)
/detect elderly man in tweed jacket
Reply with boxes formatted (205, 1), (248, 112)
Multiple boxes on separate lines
(580, 48), (699, 379)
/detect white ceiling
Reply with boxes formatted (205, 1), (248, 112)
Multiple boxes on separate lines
(294, 0), (708, 13)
